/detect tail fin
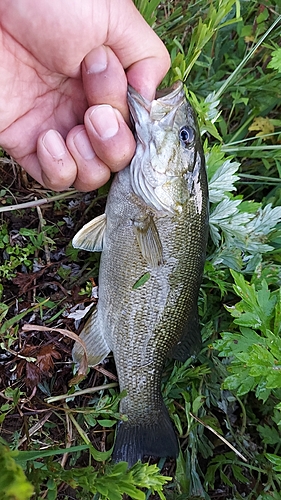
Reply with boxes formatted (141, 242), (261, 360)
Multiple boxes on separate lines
(112, 404), (178, 467)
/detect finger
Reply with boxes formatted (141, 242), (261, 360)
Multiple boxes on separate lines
(37, 129), (78, 191)
(107, 0), (171, 100)
(126, 56), (170, 101)
(83, 104), (135, 172)
(82, 46), (129, 124)
(66, 125), (111, 191)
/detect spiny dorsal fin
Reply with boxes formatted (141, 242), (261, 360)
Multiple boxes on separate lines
(133, 215), (163, 267)
(72, 213), (106, 252)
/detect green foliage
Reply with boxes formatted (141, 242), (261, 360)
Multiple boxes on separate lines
(133, 0), (162, 26)
(0, 443), (170, 499)
(0, 388), (22, 425)
(267, 48), (281, 73)
(25, 458), (171, 500)
(164, 0), (241, 83)
(75, 390), (128, 430)
(0, 444), (34, 500)
(215, 271), (281, 400)
(0, 223), (60, 278)
(206, 145), (281, 271)
(205, 453), (249, 491)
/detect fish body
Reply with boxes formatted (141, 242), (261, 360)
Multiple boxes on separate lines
(72, 81), (208, 466)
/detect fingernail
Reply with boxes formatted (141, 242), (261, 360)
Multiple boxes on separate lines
(85, 46), (107, 74)
(89, 105), (119, 139)
(42, 130), (66, 159)
(73, 130), (95, 160)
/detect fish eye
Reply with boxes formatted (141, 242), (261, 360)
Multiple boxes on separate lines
(179, 126), (195, 148)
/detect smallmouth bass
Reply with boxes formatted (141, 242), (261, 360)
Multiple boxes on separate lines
(72, 81), (209, 466)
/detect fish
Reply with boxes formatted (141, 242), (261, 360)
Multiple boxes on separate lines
(72, 81), (209, 466)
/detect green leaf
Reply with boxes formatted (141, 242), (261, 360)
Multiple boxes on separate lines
(266, 453), (281, 472)
(89, 443), (114, 462)
(214, 328), (265, 357)
(175, 450), (189, 493)
(12, 445), (89, 468)
(204, 463), (219, 490)
(267, 48), (281, 73)
(132, 272), (151, 290)
(207, 148), (240, 203)
(220, 469), (233, 487)
(257, 424), (280, 445)
(232, 464), (249, 484)
(223, 370), (256, 395)
(131, 461), (172, 491)
(134, 0), (162, 26)
(0, 300), (50, 336)
(97, 419), (116, 428)
(117, 481), (145, 499)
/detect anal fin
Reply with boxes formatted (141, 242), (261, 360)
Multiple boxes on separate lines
(72, 309), (110, 367)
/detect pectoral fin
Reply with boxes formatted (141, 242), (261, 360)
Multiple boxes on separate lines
(72, 213), (106, 252)
(133, 216), (163, 267)
(72, 309), (110, 367)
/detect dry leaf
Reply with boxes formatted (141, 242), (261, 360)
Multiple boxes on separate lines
(248, 116), (274, 137)
(25, 361), (41, 389)
(36, 344), (61, 376)
(22, 324), (88, 381)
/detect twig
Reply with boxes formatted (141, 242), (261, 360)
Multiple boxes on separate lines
(36, 203), (51, 265)
(68, 410), (91, 445)
(46, 383), (119, 403)
(18, 410), (52, 447)
(0, 190), (78, 213)
(189, 412), (248, 462)
(94, 365), (118, 382)
(60, 402), (73, 468)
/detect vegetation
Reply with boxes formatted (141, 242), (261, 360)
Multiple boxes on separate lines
(1, 0), (281, 498)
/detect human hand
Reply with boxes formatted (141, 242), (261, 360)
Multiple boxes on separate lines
(0, 0), (170, 191)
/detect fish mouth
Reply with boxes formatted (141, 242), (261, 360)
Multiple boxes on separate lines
(155, 80), (184, 100)
(128, 80), (186, 128)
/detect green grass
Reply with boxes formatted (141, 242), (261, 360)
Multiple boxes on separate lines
(1, 0), (281, 498)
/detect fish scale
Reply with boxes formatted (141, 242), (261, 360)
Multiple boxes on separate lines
(72, 81), (209, 466)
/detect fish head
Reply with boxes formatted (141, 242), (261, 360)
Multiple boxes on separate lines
(128, 81), (204, 215)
